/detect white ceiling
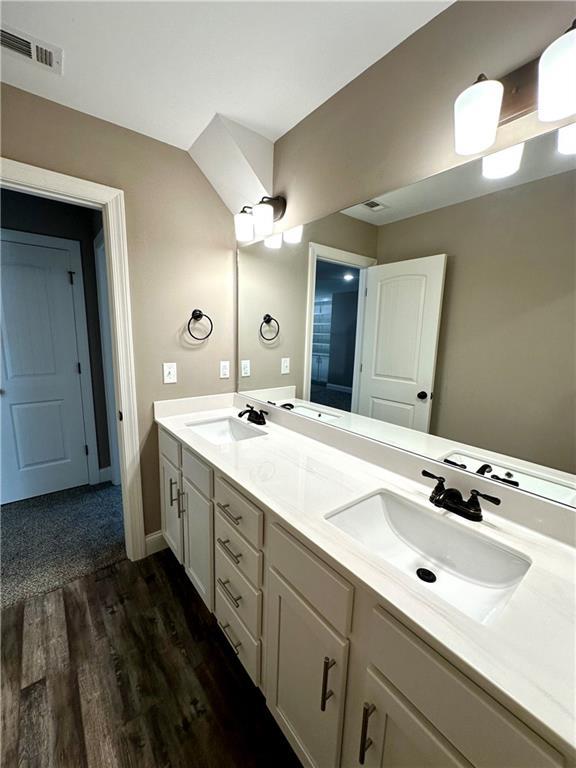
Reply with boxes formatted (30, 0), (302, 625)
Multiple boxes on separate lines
(342, 128), (576, 226)
(1, 1), (451, 150)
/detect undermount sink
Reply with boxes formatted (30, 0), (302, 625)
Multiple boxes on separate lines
(184, 417), (265, 445)
(325, 491), (531, 623)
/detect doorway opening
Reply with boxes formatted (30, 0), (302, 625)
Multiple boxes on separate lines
(310, 260), (360, 412)
(1, 189), (125, 608)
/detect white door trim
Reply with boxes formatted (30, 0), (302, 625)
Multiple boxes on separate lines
(0, 157), (146, 560)
(303, 243), (376, 400)
(1, 229), (100, 486)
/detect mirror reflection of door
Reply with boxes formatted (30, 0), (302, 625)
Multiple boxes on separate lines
(357, 253), (446, 433)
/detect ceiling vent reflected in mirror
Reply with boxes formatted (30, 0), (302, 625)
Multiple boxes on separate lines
(0, 25), (63, 74)
(362, 200), (390, 213)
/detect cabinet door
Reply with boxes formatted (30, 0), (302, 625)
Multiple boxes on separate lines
(358, 666), (473, 768)
(160, 455), (183, 563)
(183, 477), (213, 610)
(266, 568), (348, 768)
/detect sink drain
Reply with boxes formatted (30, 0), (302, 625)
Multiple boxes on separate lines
(416, 567), (437, 583)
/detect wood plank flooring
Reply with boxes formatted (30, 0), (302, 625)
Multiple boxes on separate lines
(1, 550), (301, 768)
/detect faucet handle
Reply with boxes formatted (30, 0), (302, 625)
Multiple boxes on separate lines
(421, 470), (446, 505)
(468, 489), (501, 513)
(422, 470), (445, 483)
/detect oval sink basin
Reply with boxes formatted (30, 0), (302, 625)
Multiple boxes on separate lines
(325, 491), (531, 623)
(184, 417), (265, 445)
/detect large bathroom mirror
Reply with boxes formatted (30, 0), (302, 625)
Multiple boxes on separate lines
(237, 129), (576, 507)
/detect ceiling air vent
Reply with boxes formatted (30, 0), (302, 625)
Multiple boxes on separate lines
(362, 200), (389, 213)
(0, 25), (63, 74)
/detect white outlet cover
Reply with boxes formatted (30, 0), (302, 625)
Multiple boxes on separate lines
(220, 360), (230, 379)
(163, 362), (177, 384)
(240, 359), (251, 377)
(281, 357), (290, 374)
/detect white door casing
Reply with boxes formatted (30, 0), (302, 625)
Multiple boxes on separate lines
(0, 157), (145, 560)
(357, 254), (446, 433)
(1, 229), (99, 502)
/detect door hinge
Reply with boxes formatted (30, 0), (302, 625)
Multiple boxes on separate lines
(68, 271), (75, 285)
(118, 411), (123, 421)
(84, 444), (89, 456)
(360, 363), (363, 372)
(77, 362), (82, 374)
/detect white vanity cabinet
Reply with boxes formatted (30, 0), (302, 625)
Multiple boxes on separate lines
(266, 524), (353, 768)
(159, 438), (184, 563)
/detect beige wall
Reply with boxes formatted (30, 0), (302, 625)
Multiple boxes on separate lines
(238, 212), (377, 394)
(1, 84), (235, 534)
(274, 2), (575, 229)
(377, 171), (576, 473)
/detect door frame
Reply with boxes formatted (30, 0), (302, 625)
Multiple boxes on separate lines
(1, 229), (101, 487)
(303, 243), (376, 401)
(0, 157), (146, 560)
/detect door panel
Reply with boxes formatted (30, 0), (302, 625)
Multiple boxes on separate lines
(266, 568), (348, 768)
(1, 232), (89, 502)
(358, 254), (446, 433)
(160, 455), (183, 563)
(184, 478), (214, 610)
(361, 666), (473, 768)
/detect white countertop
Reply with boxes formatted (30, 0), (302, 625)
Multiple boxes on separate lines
(155, 403), (576, 755)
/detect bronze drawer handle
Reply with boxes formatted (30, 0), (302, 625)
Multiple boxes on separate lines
(359, 702), (376, 764)
(217, 577), (242, 609)
(217, 537), (242, 565)
(217, 502), (242, 526)
(218, 621), (242, 655)
(320, 657), (336, 711)
(169, 478), (177, 506)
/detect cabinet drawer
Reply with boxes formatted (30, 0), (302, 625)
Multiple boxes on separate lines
(215, 547), (261, 638)
(269, 524), (353, 635)
(215, 511), (262, 588)
(370, 607), (563, 768)
(182, 447), (213, 498)
(214, 476), (263, 548)
(159, 428), (180, 468)
(215, 587), (261, 685)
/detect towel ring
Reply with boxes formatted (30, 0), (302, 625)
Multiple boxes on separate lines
(188, 309), (213, 341)
(259, 313), (280, 341)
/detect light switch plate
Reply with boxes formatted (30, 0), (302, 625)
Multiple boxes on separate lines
(281, 357), (290, 375)
(240, 359), (251, 377)
(163, 362), (177, 384)
(220, 360), (230, 379)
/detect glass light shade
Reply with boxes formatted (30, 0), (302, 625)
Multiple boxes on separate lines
(343, 273), (355, 282)
(482, 142), (525, 179)
(538, 28), (576, 122)
(264, 233), (282, 249)
(234, 211), (254, 242)
(253, 201), (274, 237)
(282, 225), (303, 244)
(454, 79), (504, 155)
(558, 123), (576, 154)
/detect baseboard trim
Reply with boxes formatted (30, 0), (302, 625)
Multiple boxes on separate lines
(98, 467), (112, 483)
(145, 531), (167, 556)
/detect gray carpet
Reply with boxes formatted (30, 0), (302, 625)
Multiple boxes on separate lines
(1, 483), (125, 609)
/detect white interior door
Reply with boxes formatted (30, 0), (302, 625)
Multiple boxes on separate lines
(357, 254), (446, 433)
(1, 230), (91, 502)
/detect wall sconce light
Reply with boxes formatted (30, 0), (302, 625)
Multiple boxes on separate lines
(253, 195), (287, 238)
(558, 122), (576, 154)
(234, 206), (254, 242)
(454, 74), (504, 156)
(538, 19), (576, 122)
(482, 142), (525, 179)
(264, 233), (282, 249)
(283, 225), (303, 244)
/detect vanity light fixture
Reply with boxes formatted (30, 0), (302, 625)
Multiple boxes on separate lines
(454, 74), (504, 156)
(234, 206), (254, 242)
(283, 225), (303, 244)
(264, 233), (282, 249)
(482, 142), (525, 179)
(253, 195), (287, 238)
(538, 19), (576, 122)
(558, 122), (576, 154)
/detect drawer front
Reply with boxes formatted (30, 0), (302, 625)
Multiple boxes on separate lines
(370, 607), (563, 768)
(182, 447), (213, 498)
(159, 428), (180, 468)
(214, 476), (263, 548)
(269, 524), (353, 635)
(215, 587), (261, 685)
(215, 547), (261, 638)
(215, 511), (262, 588)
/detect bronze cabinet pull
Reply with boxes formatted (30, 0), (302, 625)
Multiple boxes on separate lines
(219, 622), (241, 655)
(217, 577), (242, 608)
(169, 478), (177, 506)
(358, 702), (376, 764)
(216, 537), (242, 565)
(177, 489), (185, 518)
(320, 657), (336, 711)
(217, 502), (242, 526)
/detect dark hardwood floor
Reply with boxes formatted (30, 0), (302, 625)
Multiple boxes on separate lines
(1, 549), (301, 768)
